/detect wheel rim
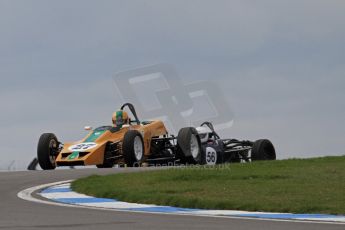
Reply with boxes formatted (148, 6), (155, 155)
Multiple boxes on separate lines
(205, 147), (217, 165)
(48, 139), (57, 165)
(133, 136), (143, 161)
(190, 135), (199, 159)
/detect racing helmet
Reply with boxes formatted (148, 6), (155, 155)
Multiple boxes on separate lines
(112, 110), (129, 127)
(196, 126), (213, 143)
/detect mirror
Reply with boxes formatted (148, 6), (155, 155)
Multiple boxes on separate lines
(84, 126), (92, 131)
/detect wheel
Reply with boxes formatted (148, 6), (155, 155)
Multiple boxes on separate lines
(122, 130), (145, 167)
(37, 133), (59, 170)
(177, 127), (202, 164)
(96, 144), (115, 168)
(27, 157), (39, 170)
(251, 139), (276, 161)
(202, 146), (218, 165)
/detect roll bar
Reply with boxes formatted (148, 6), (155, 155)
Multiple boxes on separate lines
(120, 103), (141, 125)
(200, 121), (220, 139)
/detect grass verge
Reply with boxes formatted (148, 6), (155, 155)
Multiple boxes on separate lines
(72, 156), (345, 214)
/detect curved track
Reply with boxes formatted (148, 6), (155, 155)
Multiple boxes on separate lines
(1, 169), (343, 230)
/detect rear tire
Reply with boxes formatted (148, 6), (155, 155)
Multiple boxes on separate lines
(177, 127), (202, 164)
(37, 133), (58, 170)
(251, 139), (276, 161)
(123, 130), (145, 167)
(27, 157), (39, 170)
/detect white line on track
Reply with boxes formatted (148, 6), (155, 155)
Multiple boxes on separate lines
(17, 180), (345, 225)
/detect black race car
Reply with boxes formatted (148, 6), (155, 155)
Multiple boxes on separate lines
(175, 122), (276, 165)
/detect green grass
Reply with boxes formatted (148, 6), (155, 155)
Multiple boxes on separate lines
(72, 156), (345, 214)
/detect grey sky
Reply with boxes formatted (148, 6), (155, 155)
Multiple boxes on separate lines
(0, 0), (344, 169)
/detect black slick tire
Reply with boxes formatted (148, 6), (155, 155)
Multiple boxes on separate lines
(251, 139), (276, 161)
(177, 127), (202, 164)
(37, 133), (58, 170)
(122, 130), (145, 167)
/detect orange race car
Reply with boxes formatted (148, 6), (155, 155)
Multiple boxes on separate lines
(37, 103), (199, 170)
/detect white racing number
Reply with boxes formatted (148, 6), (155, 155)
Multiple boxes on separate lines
(68, 142), (97, 152)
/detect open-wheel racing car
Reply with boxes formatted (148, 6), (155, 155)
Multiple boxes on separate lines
(37, 103), (199, 169)
(178, 122), (276, 165)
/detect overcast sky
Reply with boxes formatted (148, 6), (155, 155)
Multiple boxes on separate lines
(0, 0), (344, 170)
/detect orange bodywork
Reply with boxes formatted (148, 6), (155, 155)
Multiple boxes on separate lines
(55, 120), (168, 166)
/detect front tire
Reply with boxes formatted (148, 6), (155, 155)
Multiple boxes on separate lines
(177, 127), (202, 164)
(122, 130), (145, 167)
(37, 133), (59, 170)
(251, 139), (276, 161)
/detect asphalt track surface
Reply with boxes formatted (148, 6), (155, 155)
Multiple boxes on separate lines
(1, 168), (344, 230)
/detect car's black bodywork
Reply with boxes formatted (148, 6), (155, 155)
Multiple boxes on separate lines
(177, 122), (276, 165)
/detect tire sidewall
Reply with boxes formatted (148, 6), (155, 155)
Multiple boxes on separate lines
(177, 127), (202, 164)
(251, 139), (276, 161)
(37, 133), (58, 170)
(123, 130), (145, 166)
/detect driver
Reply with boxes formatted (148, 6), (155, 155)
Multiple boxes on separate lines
(112, 110), (129, 128)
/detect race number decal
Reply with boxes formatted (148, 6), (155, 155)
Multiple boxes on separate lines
(68, 142), (97, 152)
(205, 147), (217, 165)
